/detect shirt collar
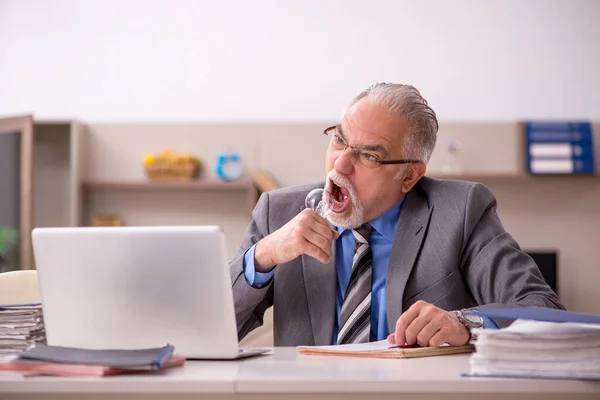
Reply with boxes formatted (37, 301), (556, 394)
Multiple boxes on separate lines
(336, 197), (405, 242)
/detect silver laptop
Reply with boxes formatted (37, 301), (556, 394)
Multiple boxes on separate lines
(31, 225), (270, 359)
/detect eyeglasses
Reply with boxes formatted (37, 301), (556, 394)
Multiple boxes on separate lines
(323, 126), (421, 168)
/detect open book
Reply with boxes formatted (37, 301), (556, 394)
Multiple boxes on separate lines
(297, 340), (474, 359)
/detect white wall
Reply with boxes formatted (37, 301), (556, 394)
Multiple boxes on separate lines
(1, 0), (599, 122)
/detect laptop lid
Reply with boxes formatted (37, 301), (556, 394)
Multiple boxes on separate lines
(31, 225), (242, 359)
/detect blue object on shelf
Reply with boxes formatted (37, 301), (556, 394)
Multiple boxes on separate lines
(524, 121), (595, 175)
(215, 152), (243, 181)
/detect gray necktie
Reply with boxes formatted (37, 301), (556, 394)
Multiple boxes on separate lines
(337, 223), (373, 344)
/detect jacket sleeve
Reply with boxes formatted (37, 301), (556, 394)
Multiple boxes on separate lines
(229, 191), (275, 341)
(459, 183), (565, 312)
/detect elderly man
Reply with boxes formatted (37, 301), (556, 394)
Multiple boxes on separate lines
(230, 82), (564, 347)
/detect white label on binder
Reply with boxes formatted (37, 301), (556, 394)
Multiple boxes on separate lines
(530, 143), (572, 158)
(531, 159), (573, 173)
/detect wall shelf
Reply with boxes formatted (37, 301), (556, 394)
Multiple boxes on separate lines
(81, 179), (258, 220)
(82, 180), (255, 191)
(428, 173), (600, 181)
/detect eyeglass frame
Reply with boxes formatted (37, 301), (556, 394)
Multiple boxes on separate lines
(323, 125), (422, 166)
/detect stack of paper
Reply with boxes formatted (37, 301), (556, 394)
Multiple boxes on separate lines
(0, 303), (46, 355)
(469, 319), (600, 380)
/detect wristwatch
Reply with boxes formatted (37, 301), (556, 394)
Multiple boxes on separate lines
(452, 309), (483, 341)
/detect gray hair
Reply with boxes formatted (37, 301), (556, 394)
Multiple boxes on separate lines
(349, 82), (438, 164)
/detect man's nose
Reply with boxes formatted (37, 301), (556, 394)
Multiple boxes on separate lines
(333, 146), (355, 174)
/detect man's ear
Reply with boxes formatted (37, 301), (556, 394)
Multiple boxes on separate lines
(401, 162), (426, 193)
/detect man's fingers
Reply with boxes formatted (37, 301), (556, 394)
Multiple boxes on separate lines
(394, 301), (424, 345)
(404, 312), (433, 345)
(416, 316), (444, 347)
(428, 328), (451, 347)
(392, 303), (468, 348)
(387, 333), (396, 344)
(303, 228), (333, 259)
(290, 210), (339, 264)
(307, 212), (338, 240)
(297, 210), (338, 244)
(300, 240), (331, 264)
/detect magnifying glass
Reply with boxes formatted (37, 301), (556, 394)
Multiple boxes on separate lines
(305, 188), (333, 218)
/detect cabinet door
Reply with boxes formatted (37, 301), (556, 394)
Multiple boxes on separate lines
(0, 115), (34, 271)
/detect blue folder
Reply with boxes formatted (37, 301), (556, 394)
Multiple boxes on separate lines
(18, 343), (175, 370)
(473, 306), (600, 325)
(0, 302), (41, 308)
(525, 121), (593, 144)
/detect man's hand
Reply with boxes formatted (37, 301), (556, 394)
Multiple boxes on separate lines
(253, 209), (339, 273)
(387, 300), (470, 347)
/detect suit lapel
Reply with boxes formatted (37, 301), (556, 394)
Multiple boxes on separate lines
(386, 186), (433, 331)
(303, 250), (336, 345)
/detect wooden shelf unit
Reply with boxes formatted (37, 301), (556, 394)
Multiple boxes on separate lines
(82, 180), (255, 190)
(81, 179), (259, 222)
(428, 173), (600, 181)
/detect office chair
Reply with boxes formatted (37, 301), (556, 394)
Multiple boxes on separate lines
(0, 270), (41, 305)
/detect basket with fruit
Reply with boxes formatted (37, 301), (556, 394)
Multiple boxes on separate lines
(143, 150), (203, 181)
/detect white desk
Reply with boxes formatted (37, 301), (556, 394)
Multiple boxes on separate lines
(1, 348), (599, 400)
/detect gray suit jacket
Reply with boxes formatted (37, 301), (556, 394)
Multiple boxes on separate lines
(230, 177), (564, 346)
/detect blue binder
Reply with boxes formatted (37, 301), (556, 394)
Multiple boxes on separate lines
(474, 306), (600, 325)
(525, 121), (593, 144)
(525, 121), (596, 175)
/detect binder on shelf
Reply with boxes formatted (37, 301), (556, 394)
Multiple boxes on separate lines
(524, 121), (595, 175)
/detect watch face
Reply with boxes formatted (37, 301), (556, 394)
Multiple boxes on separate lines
(464, 313), (483, 326)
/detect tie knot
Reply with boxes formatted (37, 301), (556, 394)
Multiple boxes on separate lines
(352, 223), (372, 245)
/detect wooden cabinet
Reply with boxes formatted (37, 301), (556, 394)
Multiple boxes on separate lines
(0, 116), (82, 271)
(0, 116), (34, 271)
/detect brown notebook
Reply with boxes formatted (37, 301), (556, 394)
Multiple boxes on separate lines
(297, 340), (474, 359)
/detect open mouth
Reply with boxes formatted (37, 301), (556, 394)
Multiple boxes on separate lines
(327, 179), (350, 213)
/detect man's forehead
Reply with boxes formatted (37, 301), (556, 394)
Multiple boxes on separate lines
(339, 107), (407, 149)
(341, 100), (408, 136)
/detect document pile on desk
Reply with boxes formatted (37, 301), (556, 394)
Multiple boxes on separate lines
(469, 319), (600, 380)
(0, 303), (46, 355)
(0, 343), (185, 377)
